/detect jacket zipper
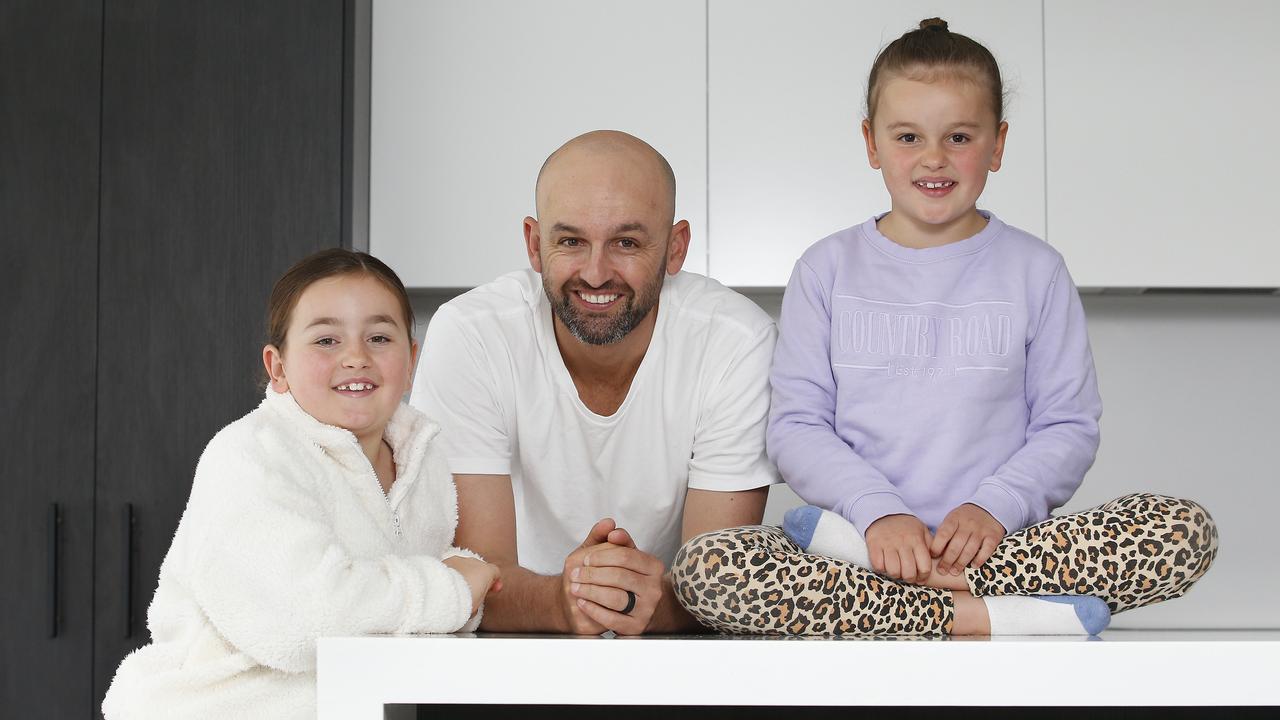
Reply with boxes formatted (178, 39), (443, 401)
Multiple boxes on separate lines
(354, 441), (403, 539)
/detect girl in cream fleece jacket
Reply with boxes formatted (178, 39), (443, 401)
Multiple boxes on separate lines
(104, 250), (498, 719)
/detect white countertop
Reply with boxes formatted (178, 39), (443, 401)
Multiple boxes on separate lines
(316, 629), (1280, 718)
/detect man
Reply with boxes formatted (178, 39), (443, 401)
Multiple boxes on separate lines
(412, 130), (777, 634)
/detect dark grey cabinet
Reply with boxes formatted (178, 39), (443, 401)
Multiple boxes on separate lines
(0, 0), (103, 716)
(1, 1), (353, 715)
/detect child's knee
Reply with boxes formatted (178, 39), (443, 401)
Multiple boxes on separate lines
(1156, 497), (1218, 587)
(1173, 497), (1219, 560)
(671, 528), (745, 594)
(1109, 493), (1220, 558)
(671, 528), (763, 627)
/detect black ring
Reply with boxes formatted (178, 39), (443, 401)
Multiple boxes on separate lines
(621, 590), (637, 615)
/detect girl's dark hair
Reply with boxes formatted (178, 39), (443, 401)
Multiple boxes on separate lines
(266, 248), (416, 350)
(866, 18), (1004, 124)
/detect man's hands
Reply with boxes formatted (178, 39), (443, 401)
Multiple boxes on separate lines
(559, 517), (666, 635)
(930, 503), (1004, 575)
(571, 537), (665, 636)
(443, 555), (502, 617)
(558, 519), (615, 635)
(865, 514), (933, 583)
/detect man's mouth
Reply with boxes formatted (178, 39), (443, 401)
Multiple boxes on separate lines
(573, 289), (624, 309)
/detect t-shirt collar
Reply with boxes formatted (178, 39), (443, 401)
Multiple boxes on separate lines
(859, 209), (1004, 263)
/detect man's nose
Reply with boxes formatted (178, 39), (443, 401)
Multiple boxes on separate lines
(578, 245), (612, 288)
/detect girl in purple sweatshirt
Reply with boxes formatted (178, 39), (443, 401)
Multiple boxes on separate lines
(672, 18), (1216, 636)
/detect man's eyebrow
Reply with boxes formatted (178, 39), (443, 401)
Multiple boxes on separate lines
(612, 222), (648, 235)
(549, 222), (648, 235)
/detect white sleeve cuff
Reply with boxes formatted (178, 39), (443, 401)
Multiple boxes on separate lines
(686, 466), (781, 492)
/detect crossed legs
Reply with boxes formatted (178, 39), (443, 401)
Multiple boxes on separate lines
(671, 493), (1218, 635)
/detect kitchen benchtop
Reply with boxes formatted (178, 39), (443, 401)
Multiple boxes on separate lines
(316, 629), (1280, 717)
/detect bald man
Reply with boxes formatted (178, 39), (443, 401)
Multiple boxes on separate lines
(412, 131), (778, 634)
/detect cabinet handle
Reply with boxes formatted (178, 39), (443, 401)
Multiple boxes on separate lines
(48, 502), (60, 638)
(123, 503), (134, 638)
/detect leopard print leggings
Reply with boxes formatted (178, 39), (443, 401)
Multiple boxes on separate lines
(671, 493), (1217, 636)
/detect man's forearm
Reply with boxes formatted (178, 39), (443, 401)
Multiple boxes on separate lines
(477, 565), (569, 633)
(481, 567), (706, 635)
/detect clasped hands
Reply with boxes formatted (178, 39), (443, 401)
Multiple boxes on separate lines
(560, 517), (665, 635)
(864, 503), (1005, 584)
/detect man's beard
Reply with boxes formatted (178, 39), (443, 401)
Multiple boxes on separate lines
(544, 260), (666, 346)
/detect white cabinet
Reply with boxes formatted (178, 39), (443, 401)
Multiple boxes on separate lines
(1045, 0), (1280, 288)
(706, 0), (1045, 286)
(370, 1), (1279, 289)
(370, 0), (708, 288)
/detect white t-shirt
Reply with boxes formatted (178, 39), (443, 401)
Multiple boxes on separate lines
(411, 269), (780, 575)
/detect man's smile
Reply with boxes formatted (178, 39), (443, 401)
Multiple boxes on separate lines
(575, 290), (622, 309)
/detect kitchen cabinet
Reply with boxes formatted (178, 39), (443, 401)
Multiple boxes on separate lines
(372, 1), (1280, 290)
(0, 1), (351, 714)
(1, 1), (101, 715)
(1044, 0), (1280, 287)
(707, 0), (1045, 286)
(369, 0), (709, 287)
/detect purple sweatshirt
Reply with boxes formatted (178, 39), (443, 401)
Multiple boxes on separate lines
(767, 211), (1101, 535)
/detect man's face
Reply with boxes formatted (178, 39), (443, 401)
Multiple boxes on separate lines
(542, 240), (666, 346)
(526, 149), (685, 346)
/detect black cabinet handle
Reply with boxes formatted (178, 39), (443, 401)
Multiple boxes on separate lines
(47, 502), (60, 638)
(123, 503), (134, 638)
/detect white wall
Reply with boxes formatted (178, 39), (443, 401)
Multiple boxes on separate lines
(411, 289), (1280, 629)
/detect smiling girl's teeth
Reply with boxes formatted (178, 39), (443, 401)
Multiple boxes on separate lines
(337, 383), (374, 391)
(917, 180), (955, 189)
(580, 292), (619, 304)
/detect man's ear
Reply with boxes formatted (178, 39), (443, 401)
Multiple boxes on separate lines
(990, 121), (1010, 172)
(665, 220), (691, 275)
(861, 118), (881, 169)
(523, 216), (543, 273)
(262, 344), (288, 393)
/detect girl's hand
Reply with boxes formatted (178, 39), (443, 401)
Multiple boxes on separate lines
(864, 514), (933, 583)
(930, 504), (1005, 575)
(443, 555), (503, 616)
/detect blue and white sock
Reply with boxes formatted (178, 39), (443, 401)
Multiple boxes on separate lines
(985, 595), (1111, 636)
(783, 505), (871, 568)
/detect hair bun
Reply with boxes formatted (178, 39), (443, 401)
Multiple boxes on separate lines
(918, 17), (948, 32)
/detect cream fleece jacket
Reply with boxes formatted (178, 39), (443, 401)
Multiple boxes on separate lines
(103, 389), (481, 720)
